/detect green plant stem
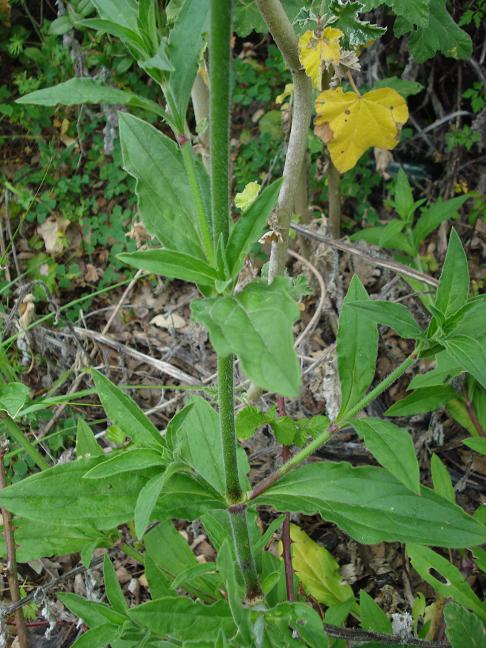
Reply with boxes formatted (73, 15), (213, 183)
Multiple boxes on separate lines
(229, 506), (261, 602)
(0, 415), (49, 471)
(180, 142), (214, 264)
(249, 351), (418, 500)
(217, 355), (241, 503)
(209, 0), (232, 247)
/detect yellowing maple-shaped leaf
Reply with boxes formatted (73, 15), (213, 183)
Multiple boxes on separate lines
(315, 87), (409, 173)
(298, 28), (343, 90)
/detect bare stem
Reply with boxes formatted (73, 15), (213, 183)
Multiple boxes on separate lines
(255, 0), (312, 281)
(0, 453), (30, 648)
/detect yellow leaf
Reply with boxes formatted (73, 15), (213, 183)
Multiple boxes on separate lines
(285, 525), (355, 608)
(234, 181), (261, 211)
(315, 87), (409, 173)
(298, 28), (343, 90)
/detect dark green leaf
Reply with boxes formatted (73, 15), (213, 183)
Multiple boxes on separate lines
(119, 113), (205, 258)
(118, 249), (221, 286)
(92, 369), (162, 448)
(58, 592), (126, 628)
(167, 0), (209, 117)
(0, 457), (155, 529)
(326, 0), (386, 46)
(413, 196), (469, 248)
(337, 276), (378, 416)
(360, 590), (392, 634)
(407, 545), (486, 622)
(256, 462), (486, 547)
(444, 603), (486, 648)
(76, 418), (103, 459)
(236, 406), (271, 440)
(435, 229), (469, 319)
(83, 448), (165, 479)
(226, 179), (282, 278)
(431, 453), (455, 503)
(191, 279), (301, 397)
(385, 385), (456, 416)
(347, 300), (423, 339)
(443, 335), (486, 390)
(154, 471), (225, 522)
(103, 555), (128, 614)
(352, 418), (420, 493)
(361, 0), (430, 26)
(128, 597), (235, 642)
(373, 77), (424, 98)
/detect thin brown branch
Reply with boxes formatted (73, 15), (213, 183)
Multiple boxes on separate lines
(290, 222), (439, 288)
(277, 396), (295, 602)
(0, 452), (30, 648)
(324, 622), (450, 648)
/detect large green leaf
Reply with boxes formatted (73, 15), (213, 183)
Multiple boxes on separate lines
(70, 624), (120, 648)
(347, 300), (423, 339)
(255, 462), (486, 547)
(103, 555), (128, 615)
(92, 369), (162, 448)
(153, 471), (225, 521)
(82, 448), (165, 479)
(435, 229), (469, 319)
(0, 382), (29, 419)
(191, 278), (301, 397)
(385, 385), (456, 416)
(407, 545), (486, 622)
(413, 195), (469, 248)
(337, 276), (378, 416)
(395, 0), (472, 62)
(326, 0), (386, 47)
(16, 78), (164, 117)
(118, 248), (221, 286)
(226, 179), (282, 278)
(90, 0), (139, 32)
(58, 592), (126, 627)
(444, 603), (486, 648)
(361, 0), (430, 26)
(351, 418), (420, 494)
(167, 0), (209, 117)
(128, 597), (235, 642)
(119, 113), (205, 259)
(0, 457), (155, 529)
(443, 335), (486, 391)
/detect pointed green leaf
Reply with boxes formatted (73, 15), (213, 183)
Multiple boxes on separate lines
(119, 113), (205, 258)
(118, 249), (221, 286)
(128, 597), (235, 641)
(444, 603), (486, 648)
(255, 462), (486, 547)
(337, 276), (378, 416)
(435, 229), (469, 319)
(413, 195), (469, 247)
(70, 623), (120, 648)
(360, 590), (392, 634)
(393, 167), (414, 221)
(103, 555), (128, 614)
(463, 437), (486, 456)
(76, 418), (103, 459)
(407, 545), (486, 622)
(352, 418), (420, 494)
(134, 472), (166, 538)
(443, 335), (486, 390)
(83, 448), (164, 479)
(385, 385), (456, 416)
(347, 300), (423, 339)
(191, 278), (301, 397)
(58, 592), (126, 628)
(0, 382), (30, 419)
(431, 453), (455, 503)
(92, 369), (162, 447)
(226, 178), (282, 278)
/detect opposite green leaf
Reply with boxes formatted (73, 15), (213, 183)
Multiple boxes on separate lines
(337, 276), (378, 416)
(359, 590), (392, 634)
(444, 603), (486, 648)
(385, 385), (456, 416)
(407, 545), (486, 623)
(76, 418), (103, 459)
(69, 623), (120, 648)
(431, 453), (455, 503)
(118, 248), (221, 286)
(83, 448), (165, 479)
(103, 555), (128, 614)
(435, 229), (469, 319)
(413, 195), (469, 248)
(347, 300), (423, 339)
(352, 417), (420, 494)
(191, 278), (301, 397)
(443, 335), (486, 391)
(256, 462), (486, 547)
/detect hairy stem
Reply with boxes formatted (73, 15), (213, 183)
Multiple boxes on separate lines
(0, 452), (30, 648)
(0, 416), (48, 471)
(209, 0), (232, 247)
(255, 0), (312, 281)
(210, 0), (262, 601)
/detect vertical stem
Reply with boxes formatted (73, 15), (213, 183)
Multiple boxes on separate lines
(327, 161), (341, 239)
(209, 0), (232, 247)
(0, 453), (30, 648)
(217, 355), (241, 503)
(277, 396), (295, 601)
(210, 0), (262, 602)
(0, 416), (48, 471)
